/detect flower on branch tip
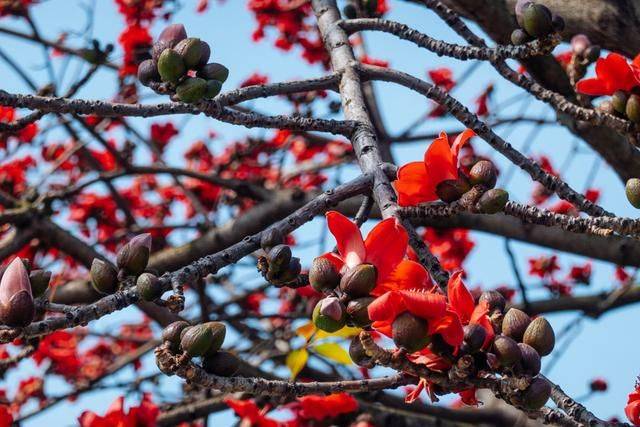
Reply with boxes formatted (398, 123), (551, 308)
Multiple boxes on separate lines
(626, 383), (640, 426)
(321, 211), (432, 296)
(294, 393), (358, 421)
(576, 53), (640, 96)
(78, 393), (158, 427)
(393, 129), (476, 206)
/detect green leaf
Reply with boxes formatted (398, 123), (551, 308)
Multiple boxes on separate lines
(313, 342), (352, 365)
(286, 348), (309, 378)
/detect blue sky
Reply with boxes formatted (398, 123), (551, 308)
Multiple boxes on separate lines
(0, 0), (638, 425)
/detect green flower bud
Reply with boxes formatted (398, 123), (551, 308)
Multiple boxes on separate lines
(136, 273), (162, 301)
(477, 189), (509, 214)
(392, 312), (430, 353)
(174, 38), (204, 69)
(176, 77), (207, 103)
(312, 297), (346, 332)
(309, 257), (341, 293)
(180, 323), (213, 357)
(626, 178), (640, 208)
(522, 3), (554, 38)
(346, 297), (374, 328)
(626, 94), (640, 123)
(90, 259), (118, 295)
(204, 321), (227, 355)
(29, 269), (51, 298)
(162, 320), (190, 347)
(612, 90), (629, 114)
(204, 80), (222, 99)
(202, 351), (240, 376)
(157, 49), (186, 84)
(197, 63), (229, 83)
(339, 264), (377, 298)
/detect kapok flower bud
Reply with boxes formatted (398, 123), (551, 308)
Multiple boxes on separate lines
(521, 3), (554, 38)
(0, 258), (34, 327)
(339, 264), (377, 298)
(346, 297), (374, 328)
(260, 228), (284, 250)
(202, 350), (240, 376)
(521, 377), (551, 410)
(174, 38), (205, 69)
(349, 335), (375, 368)
(271, 257), (301, 285)
(435, 177), (470, 203)
(511, 29), (530, 46)
(518, 343), (541, 375)
(116, 233), (152, 276)
(391, 312), (430, 353)
(162, 320), (190, 349)
(29, 269), (51, 298)
(469, 160), (497, 188)
(204, 80), (223, 99)
(176, 77), (207, 103)
(136, 273), (162, 301)
(204, 321), (227, 356)
(479, 290), (506, 313)
(477, 188), (509, 214)
(159, 24), (188, 46)
(312, 297), (346, 332)
(571, 34), (591, 56)
(90, 259), (118, 295)
(611, 90), (629, 114)
(462, 323), (487, 353)
(502, 308), (531, 341)
(157, 49), (186, 84)
(522, 316), (555, 356)
(180, 323), (213, 357)
(198, 63), (229, 83)
(515, 0), (533, 27)
(137, 59), (160, 86)
(267, 244), (292, 274)
(309, 257), (341, 292)
(627, 94), (640, 123)
(492, 335), (521, 367)
(626, 178), (640, 208)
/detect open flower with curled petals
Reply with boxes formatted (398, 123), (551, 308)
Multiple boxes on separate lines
(393, 129), (475, 206)
(626, 384), (640, 426)
(321, 211), (432, 296)
(576, 53), (640, 96)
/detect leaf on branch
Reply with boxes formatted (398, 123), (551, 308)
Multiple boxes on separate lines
(313, 342), (351, 365)
(286, 348), (309, 379)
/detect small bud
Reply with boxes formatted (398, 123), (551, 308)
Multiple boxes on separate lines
(469, 160), (497, 188)
(477, 189), (509, 214)
(180, 323), (213, 357)
(29, 269), (51, 298)
(521, 377), (551, 410)
(349, 335), (375, 368)
(612, 90), (629, 114)
(312, 298), (346, 332)
(346, 297), (374, 328)
(270, 257), (301, 285)
(511, 29), (530, 46)
(571, 34), (591, 56)
(136, 273), (162, 301)
(309, 257), (341, 292)
(392, 312), (430, 353)
(340, 264), (377, 297)
(521, 3), (554, 38)
(490, 310), (504, 334)
(479, 290), (506, 313)
(197, 63), (229, 83)
(461, 323), (487, 353)
(90, 259), (118, 295)
(158, 24), (187, 47)
(137, 59), (160, 86)
(197, 40), (211, 68)
(267, 244), (292, 274)
(204, 321), (227, 355)
(343, 4), (357, 19)
(174, 38), (204, 69)
(551, 14), (565, 32)
(157, 49), (186, 84)
(204, 80), (223, 99)
(523, 317), (555, 356)
(117, 233), (152, 276)
(0, 258), (34, 327)
(162, 321), (190, 347)
(435, 177), (470, 203)
(515, 0), (533, 27)
(492, 335), (521, 367)
(627, 94), (640, 123)
(518, 343), (541, 375)
(502, 308), (531, 341)
(202, 351), (240, 376)
(260, 228), (284, 250)
(626, 178), (640, 208)
(176, 77), (207, 103)
(584, 45), (601, 63)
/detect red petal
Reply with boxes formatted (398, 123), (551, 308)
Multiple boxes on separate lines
(450, 129), (475, 159)
(459, 388), (479, 406)
(428, 309), (464, 347)
(395, 162), (434, 206)
(326, 211), (365, 269)
(320, 252), (345, 274)
(576, 78), (610, 95)
(368, 291), (405, 323)
(424, 132), (458, 187)
(405, 378), (425, 404)
(470, 300), (495, 349)
(365, 218), (408, 281)
(447, 271), (474, 324)
(399, 290), (447, 319)
(374, 260), (433, 295)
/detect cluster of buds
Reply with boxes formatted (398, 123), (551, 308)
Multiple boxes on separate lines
(511, 1), (564, 45)
(90, 233), (163, 301)
(0, 258), (51, 327)
(600, 88), (640, 123)
(137, 24), (229, 104)
(439, 158), (509, 214)
(565, 34), (601, 83)
(309, 259), (376, 333)
(161, 320), (239, 377)
(343, 0), (381, 19)
(257, 229), (302, 287)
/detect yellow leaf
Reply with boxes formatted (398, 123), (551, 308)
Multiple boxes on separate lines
(316, 325), (361, 340)
(296, 322), (316, 341)
(286, 348), (308, 379)
(314, 342), (352, 365)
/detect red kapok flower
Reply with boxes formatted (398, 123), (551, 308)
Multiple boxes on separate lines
(296, 393), (358, 420)
(225, 398), (284, 427)
(576, 53), (640, 96)
(626, 384), (640, 426)
(321, 211), (432, 295)
(78, 393), (158, 427)
(394, 129), (475, 206)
